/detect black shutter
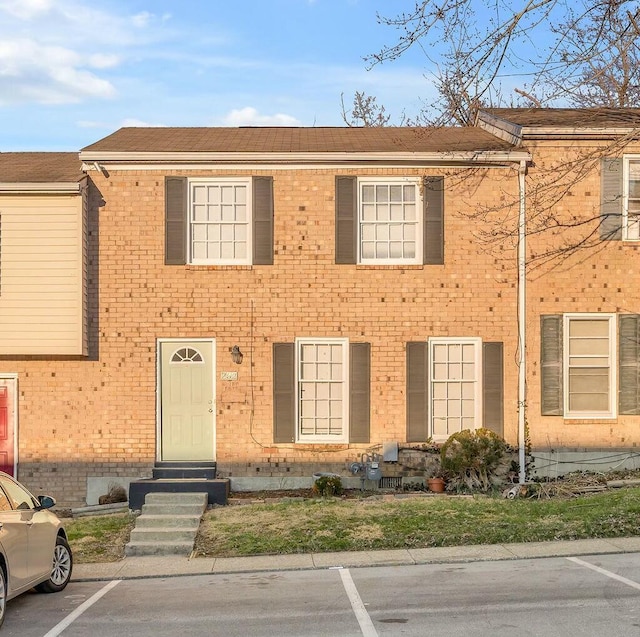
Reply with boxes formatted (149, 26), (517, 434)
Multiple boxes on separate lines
(253, 176), (274, 265)
(273, 343), (295, 443)
(483, 342), (504, 436)
(406, 341), (429, 441)
(600, 158), (623, 241)
(165, 177), (187, 265)
(335, 176), (357, 264)
(424, 176), (444, 265)
(541, 315), (564, 416)
(349, 343), (370, 443)
(619, 314), (640, 415)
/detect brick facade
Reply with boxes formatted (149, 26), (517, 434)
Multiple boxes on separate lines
(1, 162), (523, 505)
(5, 115), (640, 505)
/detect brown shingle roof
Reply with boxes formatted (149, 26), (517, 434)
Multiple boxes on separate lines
(485, 108), (640, 128)
(80, 126), (515, 154)
(0, 152), (82, 183)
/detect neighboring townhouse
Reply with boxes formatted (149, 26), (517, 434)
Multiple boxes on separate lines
(478, 108), (640, 476)
(0, 127), (529, 505)
(0, 153), (86, 487)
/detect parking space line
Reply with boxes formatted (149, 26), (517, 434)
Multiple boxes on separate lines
(567, 557), (640, 591)
(338, 569), (379, 637)
(42, 579), (122, 637)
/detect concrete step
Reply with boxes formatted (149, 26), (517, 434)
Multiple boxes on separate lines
(129, 527), (198, 542)
(144, 492), (209, 506)
(125, 541), (195, 557)
(154, 461), (217, 469)
(141, 503), (206, 516)
(152, 466), (217, 480)
(125, 492), (208, 557)
(134, 514), (202, 529)
(128, 478), (229, 511)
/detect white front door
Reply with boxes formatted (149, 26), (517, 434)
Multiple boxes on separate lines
(159, 340), (215, 461)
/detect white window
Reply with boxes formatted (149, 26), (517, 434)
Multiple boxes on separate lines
(296, 338), (348, 443)
(429, 338), (481, 441)
(624, 157), (640, 240)
(563, 314), (616, 418)
(189, 179), (252, 265)
(358, 178), (422, 264)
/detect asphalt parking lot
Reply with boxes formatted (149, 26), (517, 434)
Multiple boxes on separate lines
(4, 552), (640, 636)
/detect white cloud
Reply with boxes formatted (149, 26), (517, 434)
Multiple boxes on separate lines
(0, 38), (116, 104)
(222, 107), (301, 126)
(0, 0), (173, 106)
(0, 0), (52, 20)
(131, 11), (153, 28)
(77, 117), (167, 130)
(88, 54), (120, 70)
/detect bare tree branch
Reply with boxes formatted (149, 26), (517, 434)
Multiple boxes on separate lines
(340, 91), (392, 127)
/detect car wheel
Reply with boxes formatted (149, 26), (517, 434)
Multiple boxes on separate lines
(35, 536), (73, 594)
(0, 566), (6, 627)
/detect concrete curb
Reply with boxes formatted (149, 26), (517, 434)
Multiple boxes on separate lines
(71, 536), (640, 582)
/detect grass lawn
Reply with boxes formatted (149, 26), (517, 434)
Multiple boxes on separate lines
(193, 487), (640, 558)
(65, 487), (640, 563)
(66, 512), (136, 563)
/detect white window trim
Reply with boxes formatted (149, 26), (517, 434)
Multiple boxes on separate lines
(357, 177), (422, 265)
(562, 313), (616, 419)
(623, 155), (640, 241)
(295, 337), (349, 444)
(427, 337), (482, 443)
(188, 177), (253, 265)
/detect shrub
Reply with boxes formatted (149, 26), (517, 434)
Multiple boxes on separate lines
(312, 474), (343, 497)
(440, 428), (508, 492)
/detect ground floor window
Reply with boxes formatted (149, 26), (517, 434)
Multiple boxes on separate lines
(541, 313), (621, 418)
(296, 338), (348, 443)
(429, 337), (482, 441)
(564, 314), (615, 418)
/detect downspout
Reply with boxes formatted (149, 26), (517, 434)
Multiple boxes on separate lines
(518, 160), (527, 484)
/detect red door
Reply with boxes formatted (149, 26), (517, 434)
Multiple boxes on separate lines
(0, 380), (15, 476)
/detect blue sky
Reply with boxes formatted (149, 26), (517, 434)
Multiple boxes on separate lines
(0, 0), (434, 151)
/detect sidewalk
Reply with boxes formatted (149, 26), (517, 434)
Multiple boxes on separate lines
(71, 536), (640, 581)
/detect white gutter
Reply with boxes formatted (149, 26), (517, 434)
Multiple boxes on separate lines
(520, 127), (640, 138)
(0, 182), (81, 193)
(518, 159), (527, 484)
(79, 150), (532, 164)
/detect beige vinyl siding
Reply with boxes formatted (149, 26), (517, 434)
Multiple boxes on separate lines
(0, 193), (86, 355)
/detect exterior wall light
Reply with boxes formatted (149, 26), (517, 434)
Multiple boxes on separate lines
(231, 345), (243, 364)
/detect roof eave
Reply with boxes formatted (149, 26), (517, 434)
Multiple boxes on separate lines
(80, 150), (531, 165)
(0, 182), (82, 194)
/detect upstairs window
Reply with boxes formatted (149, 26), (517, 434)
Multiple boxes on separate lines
(165, 176), (273, 266)
(336, 176), (444, 266)
(624, 157), (640, 240)
(190, 180), (251, 265)
(359, 179), (421, 264)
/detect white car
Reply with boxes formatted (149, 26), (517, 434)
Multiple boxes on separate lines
(0, 472), (72, 626)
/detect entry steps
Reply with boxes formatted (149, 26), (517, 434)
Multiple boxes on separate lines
(128, 462), (229, 510)
(125, 492), (207, 557)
